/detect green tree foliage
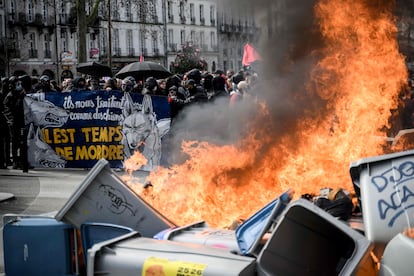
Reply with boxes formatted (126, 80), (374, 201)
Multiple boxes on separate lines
(170, 43), (207, 74)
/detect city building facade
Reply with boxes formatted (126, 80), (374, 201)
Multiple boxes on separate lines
(0, 0), (258, 82)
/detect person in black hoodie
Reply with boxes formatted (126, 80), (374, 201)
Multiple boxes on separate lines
(71, 77), (88, 92)
(3, 75), (28, 170)
(210, 75), (228, 103)
(0, 79), (9, 169)
(185, 79), (208, 104)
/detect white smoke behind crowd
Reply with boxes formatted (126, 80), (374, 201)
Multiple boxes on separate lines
(162, 0), (324, 166)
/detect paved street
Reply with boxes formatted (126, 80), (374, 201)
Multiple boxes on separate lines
(0, 167), (104, 275)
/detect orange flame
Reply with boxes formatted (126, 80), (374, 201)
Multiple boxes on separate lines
(125, 0), (408, 229)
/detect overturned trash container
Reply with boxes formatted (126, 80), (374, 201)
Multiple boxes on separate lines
(3, 215), (77, 276)
(55, 159), (175, 237)
(256, 199), (375, 276)
(379, 232), (414, 276)
(350, 149), (414, 244)
(86, 231), (256, 276)
(154, 220), (240, 251)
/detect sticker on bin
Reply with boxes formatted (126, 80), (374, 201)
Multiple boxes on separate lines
(143, 257), (207, 276)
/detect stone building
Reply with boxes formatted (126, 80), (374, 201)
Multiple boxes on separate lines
(0, 0), (258, 82)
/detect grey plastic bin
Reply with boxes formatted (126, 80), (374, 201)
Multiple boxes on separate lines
(154, 220), (240, 251)
(87, 231), (256, 276)
(256, 199), (375, 276)
(350, 149), (414, 243)
(379, 233), (414, 276)
(55, 159), (175, 237)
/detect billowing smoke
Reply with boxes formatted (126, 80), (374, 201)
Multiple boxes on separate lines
(162, 0), (332, 166)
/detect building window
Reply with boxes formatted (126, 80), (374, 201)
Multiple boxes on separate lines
(190, 31), (195, 44)
(113, 28), (120, 55)
(27, 0), (35, 22)
(210, 31), (215, 48)
(0, 15), (3, 38)
(168, 29), (176, 51)
(42, 0), (48, 21)
(140, 30), (146, 55)
(148, 0), (156, 19)
(90, 33), (95, 49)
(44, 33), (51, 58)
(125, 0), (133, 21)
(152, 32), (158, 54)
(168, 29), (173, 45)
(179, 2), (184, 18)
(112, 2), (119, 20)
(61, 31), (68, 52)
(127, 29), (133, 51)
(180, 30), (185, 45)
(190, 3), (194, 23)
(9, 0), (16, 21)
(210, 5), (215, 25)
(167, 1), (172, 19)
(199, 4), (204, 25)
(200, 31), (205, 49)
(101, 28), (107, 56)
(11, 31), (18, 49)
(138, 2), (146, 22)
(29, 33), (37, 58)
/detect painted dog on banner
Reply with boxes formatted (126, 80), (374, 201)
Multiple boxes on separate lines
(121, 94), (170, 171)
(24, 93), (69, 128)
(27, 123), (67, 168)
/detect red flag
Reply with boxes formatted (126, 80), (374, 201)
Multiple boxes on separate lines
(139, 54), (144, 62)
(242, 43), (261, 66)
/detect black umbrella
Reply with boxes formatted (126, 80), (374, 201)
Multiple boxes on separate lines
(76, 61), (113, 78)
(115, 61), (172, 81)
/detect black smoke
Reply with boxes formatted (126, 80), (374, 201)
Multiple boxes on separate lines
(162, 0), (327, 167)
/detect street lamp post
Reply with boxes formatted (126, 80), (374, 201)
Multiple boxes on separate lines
(162, 0), (168, 67)
(107, 0), (112, 70)
(53, 0), (60, 83)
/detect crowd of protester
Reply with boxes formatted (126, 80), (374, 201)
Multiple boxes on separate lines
(2, 65), (414, 171)
(0, 66), (259, 170)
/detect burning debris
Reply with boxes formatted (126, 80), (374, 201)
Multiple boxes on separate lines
(122, 0), (408, 230)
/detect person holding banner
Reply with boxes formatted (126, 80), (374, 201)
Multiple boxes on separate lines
(36, 75), (56, 93)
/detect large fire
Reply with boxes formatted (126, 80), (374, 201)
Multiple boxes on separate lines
(124, 0), (408, 229)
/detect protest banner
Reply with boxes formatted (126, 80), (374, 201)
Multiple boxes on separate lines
(24, 90), (171, 170)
